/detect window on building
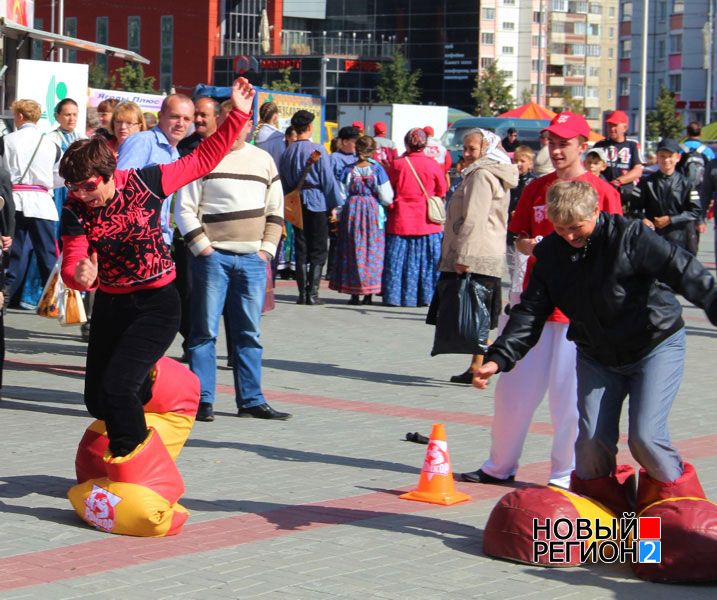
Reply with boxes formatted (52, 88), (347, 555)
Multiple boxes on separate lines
(587, 45), (601, 56)
(589, 2), (602, 14)
(65, 17), (77, 62)
(566, 63), (585, 76)
(609, 27), (614, 39)
(587, 87), (600, 98)
(551, 0), (568, 11)
(621, 2), (632, 22)
(669, 34), (682, 53)
(620, 39), (631, 59)
(609, 6), (616, 17)
(607, 88), (613, 100)
(569, 43), (586, 56)
(160, 15), (173, 93)
(482, 7), (496, 20)
(608, 68), (613, 79)
(608, 47), (614, 58)
(128, 16), (140, 55)
(480, 57), (495, 69)
(658, 39), (665, 58)
(586, 107), (601, 119)
(588, 23), (600, 36)
(588, 66), (600, 77)
(32, 17), (43, 59)
(533, 11), (543, 23)
(619, 77), (630, 96)
(574, 21), (586, 35)
(669, 73), (681, 92)
(502, 22), (515, 30)
(568, 1), (588, 14)
(532, 59), (544, 72)
(532, 35), (541, 48)
(570, 85), (585, 97)
(503, 0), (516, 4)
(481, 32), (494, 45)
(672, 0), (684, 14)
(96, 17), (109, 75)
(552, 21), (566, 33)
(502, 46), (514, 54)
(504, 70), (514, 78)
(658, 1), (667, 19)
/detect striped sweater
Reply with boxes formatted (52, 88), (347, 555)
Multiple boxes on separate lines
(175, 143), (284, 258)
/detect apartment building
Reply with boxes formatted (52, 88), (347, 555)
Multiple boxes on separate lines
(620, 0), (714, 131)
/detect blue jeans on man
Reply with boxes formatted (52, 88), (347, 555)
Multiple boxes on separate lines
(189, 249), (268, 410)
(574, 328), (686, 483)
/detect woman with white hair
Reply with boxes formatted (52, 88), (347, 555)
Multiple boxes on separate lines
(429, 128), (517, 383)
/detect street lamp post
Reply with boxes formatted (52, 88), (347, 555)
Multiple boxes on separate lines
(639, 1), (649, 152)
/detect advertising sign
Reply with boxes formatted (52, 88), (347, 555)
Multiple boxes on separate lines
(3, 0), (34, 26)
(16, 59), (88, 132)
(88, 88), (166, 114)
(255, 89), (324, 144)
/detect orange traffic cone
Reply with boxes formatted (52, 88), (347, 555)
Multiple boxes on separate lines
(400, 423), (472, 506)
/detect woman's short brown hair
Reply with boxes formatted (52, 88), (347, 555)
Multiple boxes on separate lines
(11, 99), (42, 123)
(97, 98), (119, 114)
(259, 101), (278, 124)
(60, 137), (117, 184)
(109, 101), (146, 133)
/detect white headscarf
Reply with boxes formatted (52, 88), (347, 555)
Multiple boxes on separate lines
(463, 128), (511, 164)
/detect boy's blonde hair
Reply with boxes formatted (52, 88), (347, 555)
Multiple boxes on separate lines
(513, 145), (535, 162)
(546, 180), (598, 224)
(11, 99), (41, 123)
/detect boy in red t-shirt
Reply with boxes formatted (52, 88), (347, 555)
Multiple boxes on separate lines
(461, 112), (621, 488)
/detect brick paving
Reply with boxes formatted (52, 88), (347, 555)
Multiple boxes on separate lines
(1, 232), (716, 599)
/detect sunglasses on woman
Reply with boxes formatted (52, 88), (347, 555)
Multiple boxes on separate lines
(65, 175), (103, 192)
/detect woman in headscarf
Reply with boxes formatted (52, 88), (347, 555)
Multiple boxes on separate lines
(431, 128), (518, 383)
(383, 128), (447, 306)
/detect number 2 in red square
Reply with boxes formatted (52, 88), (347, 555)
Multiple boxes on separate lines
(639, 517), (661, 539)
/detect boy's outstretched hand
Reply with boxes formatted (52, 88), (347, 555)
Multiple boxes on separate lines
(231, 77), (256, 114)
(473, 361), (499, 389)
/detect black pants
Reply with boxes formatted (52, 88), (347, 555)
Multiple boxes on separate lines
(171, 232), (192, 352)
(6, 213), (58, 302)
(293, 206), (329, 268)
(84, 284), (181, 456)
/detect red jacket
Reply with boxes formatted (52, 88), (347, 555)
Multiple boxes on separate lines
(387, 151), (447, 235)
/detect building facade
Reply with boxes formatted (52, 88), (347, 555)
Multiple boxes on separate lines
(620, 0), (714, 131)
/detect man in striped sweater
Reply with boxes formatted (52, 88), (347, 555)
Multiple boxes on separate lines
(175, 118), (289, 423)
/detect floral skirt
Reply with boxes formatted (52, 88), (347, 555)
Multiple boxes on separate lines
(382, 232), (442, 307)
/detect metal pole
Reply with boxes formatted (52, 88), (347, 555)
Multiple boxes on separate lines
(537, 0), (544, 103)
(707, 0), (714, 124)
(50, 0), (56, 60)
(639, 0), (649, 151)
(58, 0), (64, 62)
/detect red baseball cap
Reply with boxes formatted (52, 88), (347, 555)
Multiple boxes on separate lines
(605, 110), (629, 125)
(352, 120), (365, 131)
(541, 112), (591, 140)
(373, 121), (387, 135)
(424, 125), (435, 137)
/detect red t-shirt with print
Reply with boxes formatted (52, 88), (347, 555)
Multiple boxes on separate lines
(508, 170), (623, 322)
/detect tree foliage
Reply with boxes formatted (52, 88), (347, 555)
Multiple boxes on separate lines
(376, 46), (422, 104)
(88, 61), (115, 89)
(115, 64), (156, 93)
(471, 62), (515, 116)
(269, 67), (300, 92)
(561, 89), (584, 114)
(646, 86), (684, 141)
(520, 88), (533, 105)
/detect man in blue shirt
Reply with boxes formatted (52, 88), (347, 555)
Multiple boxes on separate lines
(280, 110), (342, 305)
(683, 122), (716, 162)
(117, 94), (195, 247)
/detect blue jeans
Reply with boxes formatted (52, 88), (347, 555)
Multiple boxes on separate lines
(575, 328), (685, 483)
(189, 249), (267, 409)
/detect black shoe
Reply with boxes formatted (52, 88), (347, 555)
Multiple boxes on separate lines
(405, 432), (430, 444)
(461, 469), (514, 484)
(449, 370), (474, 384)
(362, 294), (373, 305)
(237, 403), (292, 420)
(196, 401), (215, 422)
(348, 295), (360, 305)
(81, 322), (91, 343)
(180, 351), (189, 363)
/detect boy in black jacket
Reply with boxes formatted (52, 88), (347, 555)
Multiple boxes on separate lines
(634, 138), (702, 254)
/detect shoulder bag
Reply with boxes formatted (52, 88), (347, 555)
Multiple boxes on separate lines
(405, 157), (445, 224)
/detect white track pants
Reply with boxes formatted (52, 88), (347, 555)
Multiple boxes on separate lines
(480, 321), (578, 488)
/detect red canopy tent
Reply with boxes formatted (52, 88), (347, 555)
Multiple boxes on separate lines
(499, 102), (604, 142)
(499, 101), (556, 120)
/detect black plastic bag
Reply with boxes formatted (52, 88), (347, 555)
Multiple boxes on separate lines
(428, 275), (491, 356)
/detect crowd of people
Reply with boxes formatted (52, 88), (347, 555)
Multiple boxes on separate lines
(0, 82), (716, 531)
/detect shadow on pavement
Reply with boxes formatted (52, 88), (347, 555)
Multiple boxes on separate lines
(261, 358), (444, 387)
(185, 437), (421, 475)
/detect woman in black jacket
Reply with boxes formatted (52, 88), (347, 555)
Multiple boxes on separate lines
(474, 179), (717, 515)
